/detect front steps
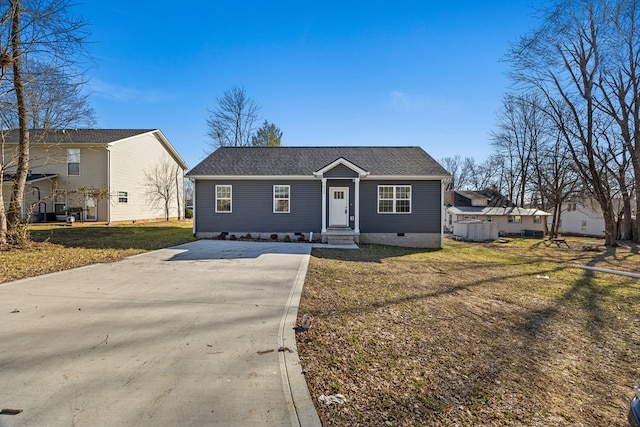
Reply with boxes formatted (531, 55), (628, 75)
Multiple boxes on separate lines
(323, 228), (359, 245)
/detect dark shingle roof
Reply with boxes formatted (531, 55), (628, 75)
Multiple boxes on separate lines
(187, 146), (450, 177)
(3, 129), (155, 144)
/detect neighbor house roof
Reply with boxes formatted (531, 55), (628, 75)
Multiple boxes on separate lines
(3, 129), (155, 144)
(448, 206), (551, 216)
(187, 146), (451, 178)
(456, 191), (488, 201)
(3, 129), (188, 170)
(2, 173), (58, 184)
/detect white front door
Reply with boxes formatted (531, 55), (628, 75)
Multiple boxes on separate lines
(329, 187), (349, 227)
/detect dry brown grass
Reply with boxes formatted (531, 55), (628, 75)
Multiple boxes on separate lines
(0, 221), (195, 284)
(297, 237), (640, 426)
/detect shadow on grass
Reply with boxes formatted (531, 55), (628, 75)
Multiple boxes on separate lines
(29, 225), (196, 251)
(301, 241), (637, 424)
(312, 244), (440, 263)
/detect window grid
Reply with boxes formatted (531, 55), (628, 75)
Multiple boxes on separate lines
(377, 185), (411, 214)
(273, 185), (290, 213)
(117, 191), (128, 203)
(216, 185), (232, 213)
(67, 148), (80, 176)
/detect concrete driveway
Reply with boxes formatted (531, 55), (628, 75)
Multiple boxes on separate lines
(0, 240), (321, 426)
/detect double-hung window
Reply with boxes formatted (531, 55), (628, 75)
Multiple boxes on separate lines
(273, 185), (290, 213)
(378, 185), (411, 213)
(67, 148), (80, 176)
(216, 185), (232, 213)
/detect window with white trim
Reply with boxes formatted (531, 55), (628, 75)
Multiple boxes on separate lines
(508, 215), (522, 223)
(273, 185), (290, 213)
(534, 215), (542, 224)
(67, 148), (80, 176)
(378, 185), (411, 213)
(117, 191), (128, 203)
(216, 185), (232, 213)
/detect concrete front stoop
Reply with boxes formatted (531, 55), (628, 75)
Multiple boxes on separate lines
(323, 228), (360, 245)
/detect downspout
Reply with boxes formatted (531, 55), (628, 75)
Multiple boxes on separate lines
(191, 178), (196, 236)
(440, 178), (445, 248)
(106, 146), (111, 224)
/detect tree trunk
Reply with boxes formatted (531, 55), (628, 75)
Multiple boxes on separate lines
(620, 195), (633, 241)
(7, 0), (30, 229)
(0, 174), (7, 248)
(602, 203), (618, 247)
(174, 166), (181, 220)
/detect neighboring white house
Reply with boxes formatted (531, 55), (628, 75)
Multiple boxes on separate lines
(445, 190), (550, 238)
(554, 198), (635, 237)
(1, 129), (188, 223)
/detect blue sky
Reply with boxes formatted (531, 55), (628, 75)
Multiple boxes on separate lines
(76, 1), (540, 170)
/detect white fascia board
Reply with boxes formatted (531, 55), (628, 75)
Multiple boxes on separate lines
(313, 157), (370, 177)
(187, 175), (317, 181)
(365, 175), (451, 180)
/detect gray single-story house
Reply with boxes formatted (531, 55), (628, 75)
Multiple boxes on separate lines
(186, 146), (451, 248)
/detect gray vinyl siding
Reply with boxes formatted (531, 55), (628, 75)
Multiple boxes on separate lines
(359, 180), (442, 233)
(195, 180), (322, 233)
(323, 164), (359, 178)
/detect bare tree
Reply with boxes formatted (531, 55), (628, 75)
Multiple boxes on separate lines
(251, 120), (282, 147)
(491, 93), (546, 207)
(144, 156), (180, 221)
(184, 178), (193, 205)
(24, 61), (95, 128)
(508, 0), (620, 246)
(440, 155), (482, 190)
(0, 0), (88, 247)
(465, 156), (501, 193)
(594, 0), (640, 240)
(532, 130), (582, 236)
(206, 86), (260, 151)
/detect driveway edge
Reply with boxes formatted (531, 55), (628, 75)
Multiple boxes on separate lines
(279, 252), (322, 427)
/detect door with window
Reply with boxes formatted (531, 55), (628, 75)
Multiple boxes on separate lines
(329, 187), (349, 227)
(85, 197), (97, 221)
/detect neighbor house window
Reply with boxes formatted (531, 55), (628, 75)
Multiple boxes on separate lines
(486, 216), (492, 222)
(273, 185), (290, 213)
(117, 191), (128, 203)
(216, 185), (232, 213)
(54, 189), (66, 214)
(534, 215), (542, 224)
(508, 215), (522, 223)
(581, 220), (587, 230)
(67, 148), (80, 176)
(378, 185), (411, 213)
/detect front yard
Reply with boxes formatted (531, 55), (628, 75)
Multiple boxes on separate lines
(0, 221), (195, 284)
(297, 238), (640, 426)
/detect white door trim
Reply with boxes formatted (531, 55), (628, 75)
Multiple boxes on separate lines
(329, 187), (349, 227)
